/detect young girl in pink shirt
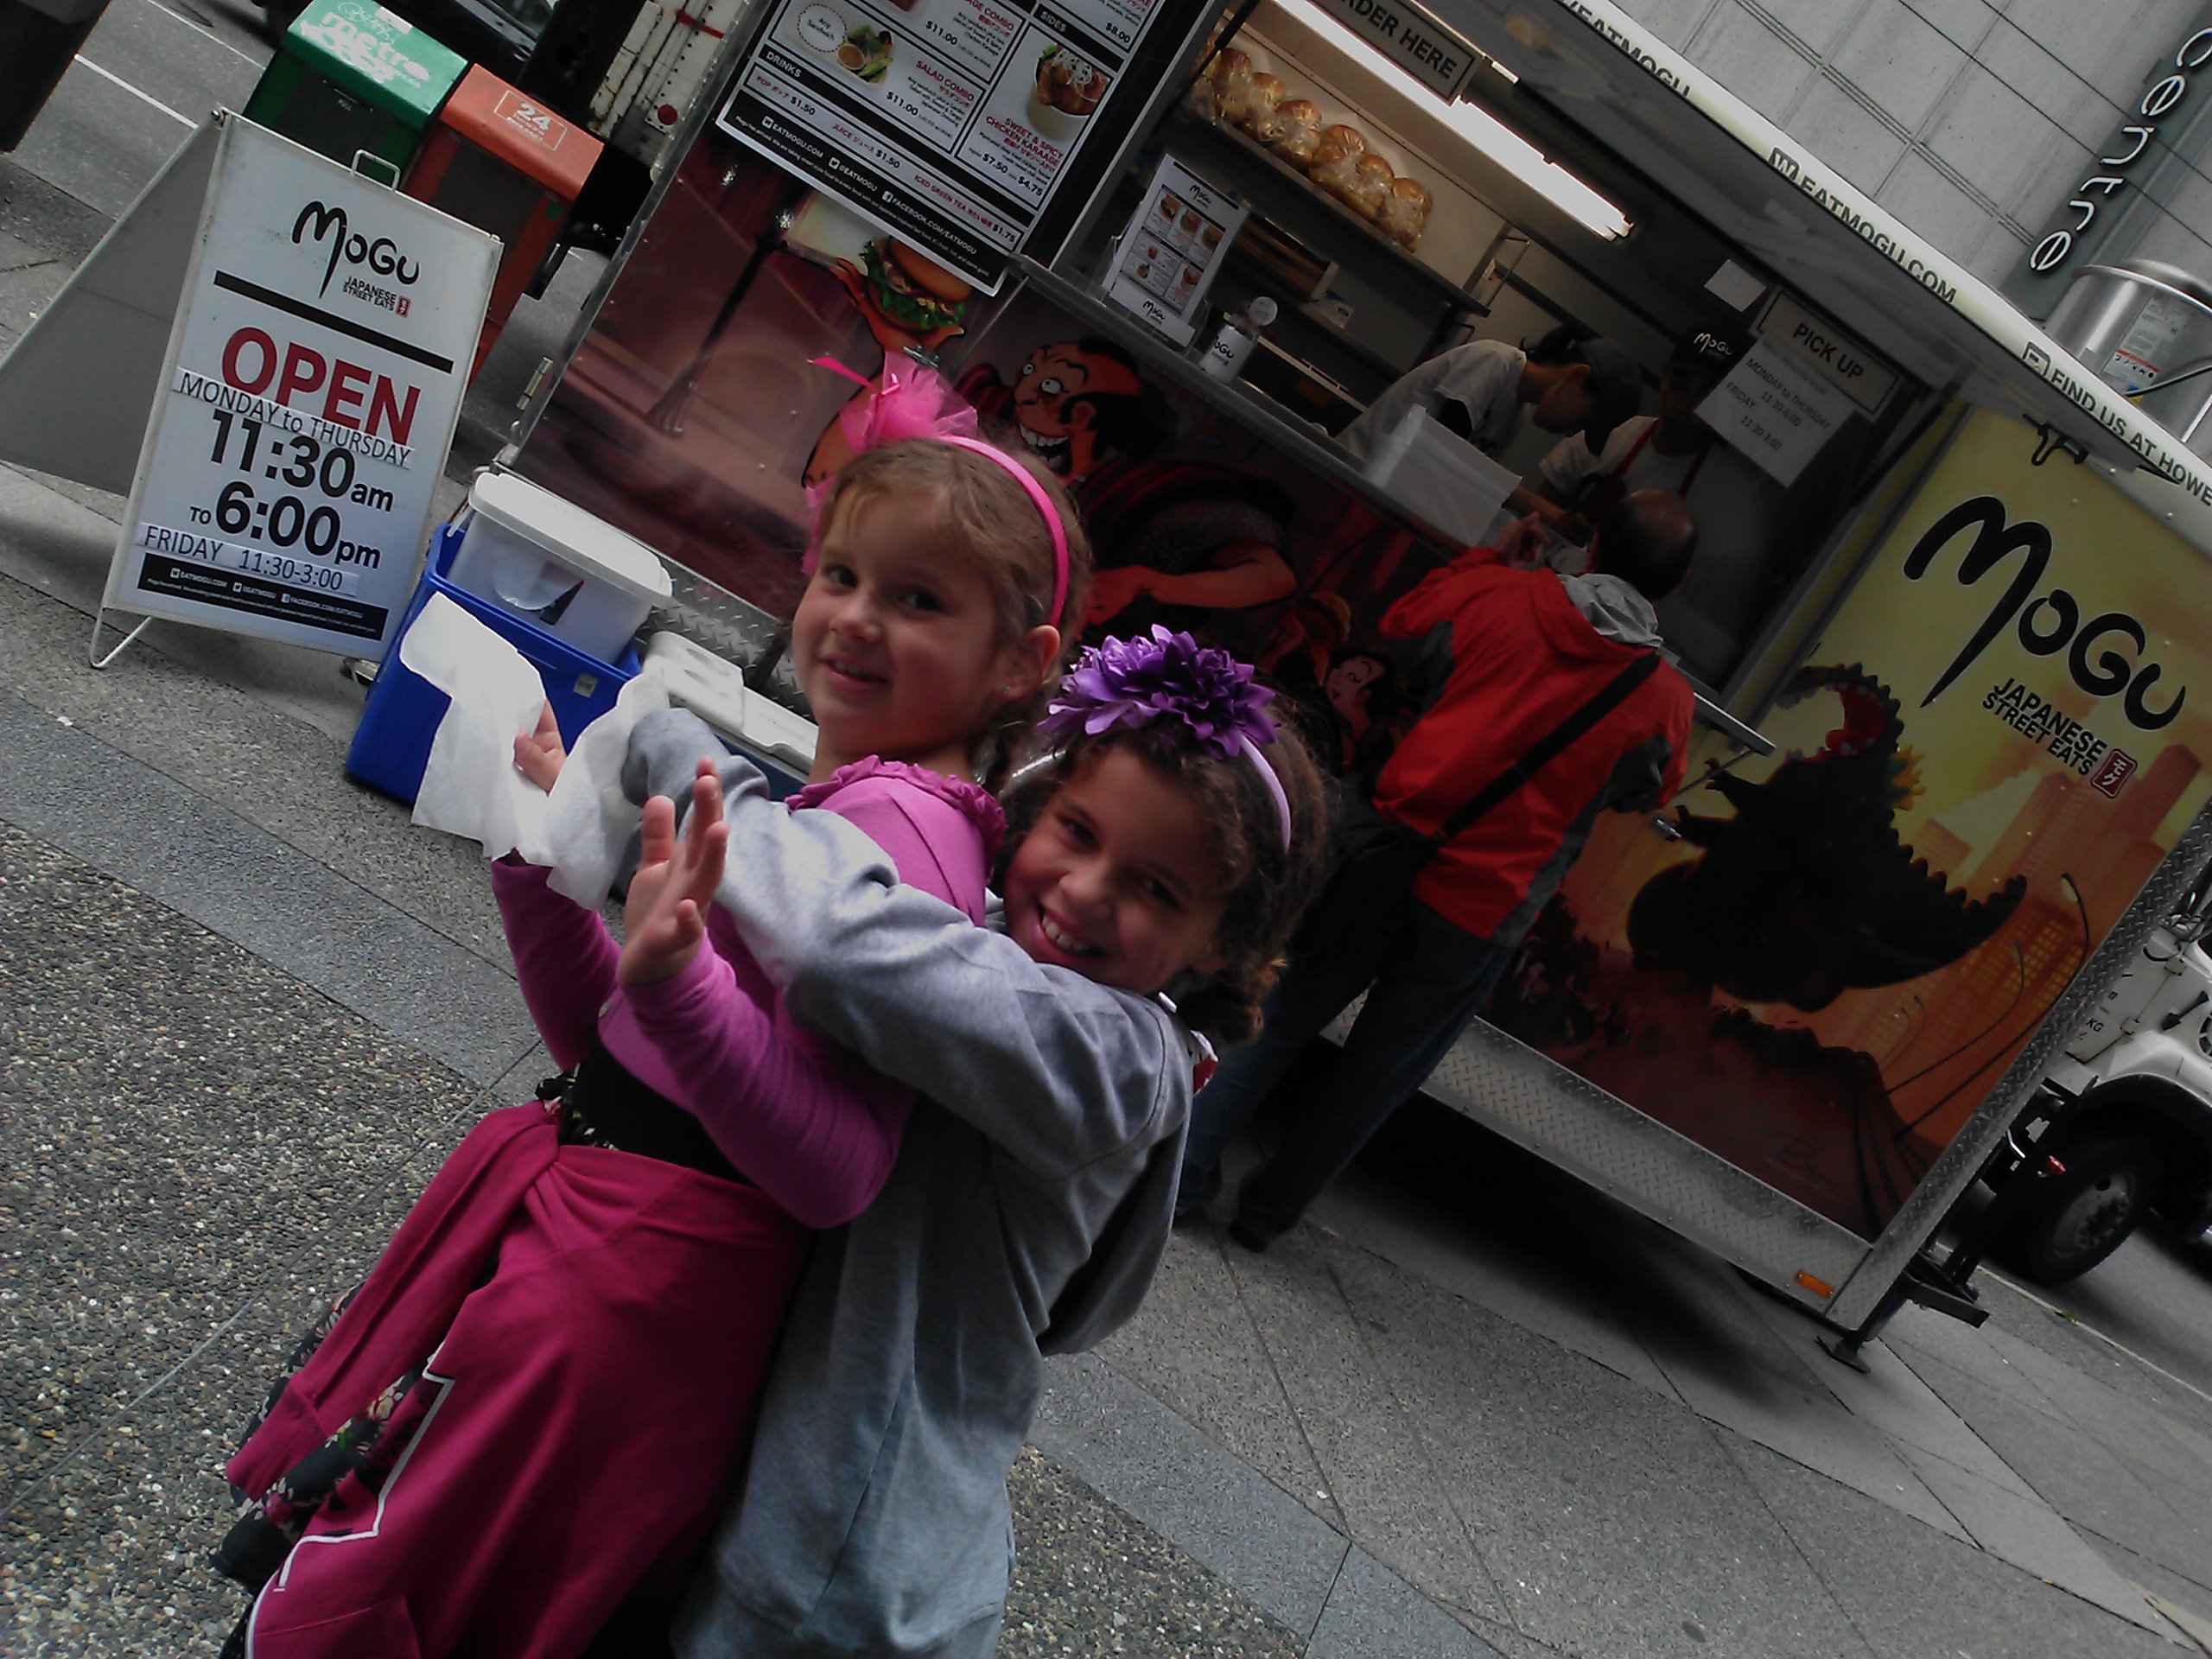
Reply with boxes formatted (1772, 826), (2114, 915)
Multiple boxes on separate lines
(213, 412), (1090, 1659)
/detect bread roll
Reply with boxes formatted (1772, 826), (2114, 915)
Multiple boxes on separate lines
(1343, 153), (1393, 219)
(1238, 73), (1291, 140)
(1268, 98), (1322, 162)
(1307, 124), (1367, 197)
(1376, 175), (1433, 248)
(1209, 49), (1259, 124)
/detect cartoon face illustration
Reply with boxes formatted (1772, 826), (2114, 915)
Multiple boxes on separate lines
(1325, 652), (1387, 728)
(1011, 341), (1148, 480)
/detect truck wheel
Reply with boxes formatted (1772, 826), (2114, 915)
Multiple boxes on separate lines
(1993, 1131), (2158, 1284)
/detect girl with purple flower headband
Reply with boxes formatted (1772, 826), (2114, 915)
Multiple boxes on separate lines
(582, 625), (1326, 1657)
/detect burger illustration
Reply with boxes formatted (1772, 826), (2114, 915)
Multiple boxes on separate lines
(836, 23), (891, 81)
(1028, 45), (1107, 138)
(847, 237), (973, 347)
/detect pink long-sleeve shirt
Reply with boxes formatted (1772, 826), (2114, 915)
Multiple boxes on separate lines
(490, 760), (1004, 1228)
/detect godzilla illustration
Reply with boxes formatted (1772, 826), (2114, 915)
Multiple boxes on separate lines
(1628, 664), (2026, 1011)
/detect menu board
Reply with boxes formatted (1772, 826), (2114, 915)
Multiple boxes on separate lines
(717, 0), (1173, 292)
(1103, 153), (1245, 346)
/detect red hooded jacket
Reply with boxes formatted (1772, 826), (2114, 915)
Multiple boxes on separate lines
(1375, 548), (1693, 941)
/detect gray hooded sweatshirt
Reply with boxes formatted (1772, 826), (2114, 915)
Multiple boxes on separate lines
(625, 713), (1196, 1658)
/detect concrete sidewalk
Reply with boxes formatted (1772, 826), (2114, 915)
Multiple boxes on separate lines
(3, 452), (2211, 1657)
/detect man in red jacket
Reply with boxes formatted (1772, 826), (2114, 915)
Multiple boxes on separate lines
(1179, 491), (1698, 1249)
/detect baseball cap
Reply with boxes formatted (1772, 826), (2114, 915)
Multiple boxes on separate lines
(1665, 327), (1744, 380)
(1570, 338), (1643, 454)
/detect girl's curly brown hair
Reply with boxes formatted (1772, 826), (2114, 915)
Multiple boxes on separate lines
(998, 713), (1329, 1045)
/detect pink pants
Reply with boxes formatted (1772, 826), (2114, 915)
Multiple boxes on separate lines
(229, 1105), (809, 1658)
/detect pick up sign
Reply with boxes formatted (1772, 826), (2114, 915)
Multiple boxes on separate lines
(1759, 291), (1898, 415)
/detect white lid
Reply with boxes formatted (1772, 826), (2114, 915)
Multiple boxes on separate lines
(641, 632), (817, 770)
(644, 632), (749, 734)
(468, 470), (673, 604)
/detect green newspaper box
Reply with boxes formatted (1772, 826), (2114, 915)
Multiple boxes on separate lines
(243, 0), (466, 176)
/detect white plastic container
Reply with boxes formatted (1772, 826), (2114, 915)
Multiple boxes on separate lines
(643, 632), (817, 785)
(1360, 409), (1521, 547)
(448, 471), (673, 663)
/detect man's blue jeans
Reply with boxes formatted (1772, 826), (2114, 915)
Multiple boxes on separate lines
(1179, 898), (1516, 1246)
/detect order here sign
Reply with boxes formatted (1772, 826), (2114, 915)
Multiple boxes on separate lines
(104, 116), (496, 656)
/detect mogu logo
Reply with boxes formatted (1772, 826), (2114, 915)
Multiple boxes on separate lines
(1904, 496), (2185, 732)
(291, 201), (423, 301)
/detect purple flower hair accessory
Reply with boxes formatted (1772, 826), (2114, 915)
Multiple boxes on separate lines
(1039, 627), (1292, 847)
(1039, 626), (1276, 757)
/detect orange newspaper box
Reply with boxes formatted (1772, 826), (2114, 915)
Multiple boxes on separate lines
(403, 66), (602, 378)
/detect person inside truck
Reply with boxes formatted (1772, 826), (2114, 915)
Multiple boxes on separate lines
(1509, 328), (1792, 685)
(1175, 490), (1698, 1250)
(1335, 324), (1642, 468)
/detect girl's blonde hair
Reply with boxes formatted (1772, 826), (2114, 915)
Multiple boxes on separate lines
(812, 437), (1093, 790)
(998, 716), (1331, 1045)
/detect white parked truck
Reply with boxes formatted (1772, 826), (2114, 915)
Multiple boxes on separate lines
(1976, 869), (2212, 1284)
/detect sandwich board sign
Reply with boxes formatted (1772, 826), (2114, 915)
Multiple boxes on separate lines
(0, 112), (497, 658)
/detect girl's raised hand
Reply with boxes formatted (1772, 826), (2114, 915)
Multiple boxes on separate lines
(514, 702), (566, 793)
(618, 762), (730, 986)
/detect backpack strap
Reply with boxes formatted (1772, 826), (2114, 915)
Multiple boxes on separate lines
(1429, 651), (1663, 849)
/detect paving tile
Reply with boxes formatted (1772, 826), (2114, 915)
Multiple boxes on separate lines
(1233, 1229), (1510, 1625)
(0, 1119), (477, 1659)
(1977, 1325), (2212, 1499)
(1891, 1443), (2166, 1630)
(1002, 1449), (1304, 1658)
(2080, 1526), (2212, 1636)
(1723, 1430), (2182, 1659)
(1440, 1608), (1571, 1659)
(1307, 1548), (1509, 1658)
(0, 690), (538, 1085)
(1630, 1265), (1962, 1537)
(1290, 1102), (1681, 1402)
(0, 825), (477, 1501)
(1092, 1229), (1338, 1531)
(1325, 1249), (1865, 1659)
(1718, 1303), (2031, 1500)
(1890, 1343), (2205, 1582)
(0, 572), (512, 967)
(1032, 1352), (1350, 1639)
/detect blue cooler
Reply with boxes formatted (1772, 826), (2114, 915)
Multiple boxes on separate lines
(346, 524), (641, 803)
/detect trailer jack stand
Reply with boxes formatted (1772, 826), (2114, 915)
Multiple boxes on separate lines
(1819, 1250), (1988, 1370)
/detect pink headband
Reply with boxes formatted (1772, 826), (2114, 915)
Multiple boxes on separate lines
(811, 358), (1070, 630)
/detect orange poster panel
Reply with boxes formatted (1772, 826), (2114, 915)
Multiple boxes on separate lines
(1487, 409), (2212, 1238)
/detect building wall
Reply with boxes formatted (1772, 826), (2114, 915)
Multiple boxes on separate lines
(1613, 0), (2212, 291)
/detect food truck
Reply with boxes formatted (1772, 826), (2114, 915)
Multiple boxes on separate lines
(483, 0), (2212, 1352)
